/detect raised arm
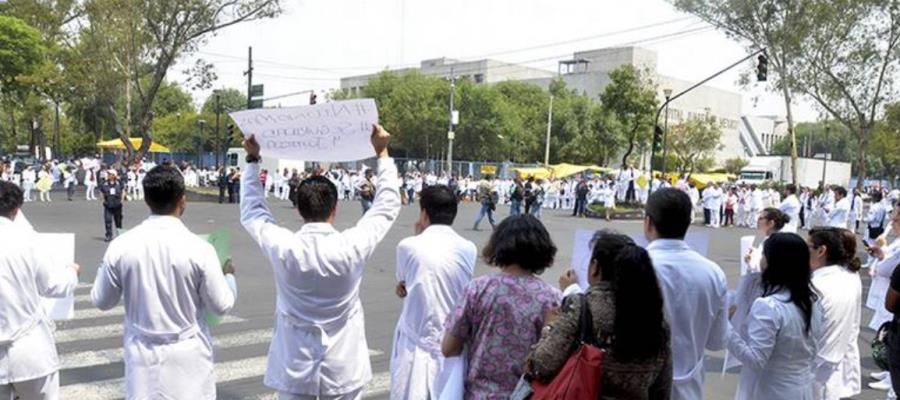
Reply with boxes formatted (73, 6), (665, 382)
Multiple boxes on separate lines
(340, 124), (401, 264)
(726, 299), (779, 370)
(240, 135), (279, 246)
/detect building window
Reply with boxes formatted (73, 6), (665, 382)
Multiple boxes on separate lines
(474, 73), (484, 84)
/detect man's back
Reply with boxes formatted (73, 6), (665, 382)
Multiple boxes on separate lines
(647, 239), (727, 400)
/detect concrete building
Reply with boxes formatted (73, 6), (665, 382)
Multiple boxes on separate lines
(340, 46), (777, 166)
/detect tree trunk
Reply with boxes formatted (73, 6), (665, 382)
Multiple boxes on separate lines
(779, 74), (798, 186)
(856, 126), (869, 189)
(620, 124), (639, 169)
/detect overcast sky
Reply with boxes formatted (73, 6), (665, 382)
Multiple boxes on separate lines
(175, 0), (820, 122)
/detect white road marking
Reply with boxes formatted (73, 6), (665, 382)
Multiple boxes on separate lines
(54, 315), (245, 344)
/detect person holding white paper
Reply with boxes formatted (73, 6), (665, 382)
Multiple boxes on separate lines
(825, 187), (851, 229)
(0, 180), (80, 400)
(390, 185), (475, 400)
(91, 165), (238, 400)
(240, 125), (400, 400)
(643, 188), (728, 400)
(726, 233), (823, 400)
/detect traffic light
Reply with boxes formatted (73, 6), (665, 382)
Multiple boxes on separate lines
(757, 54), (768, 82)
(310, 92), (317, 105)
(652, 125), (664, 153)
(227, 124), (235, 140)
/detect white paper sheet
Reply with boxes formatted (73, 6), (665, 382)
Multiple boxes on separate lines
(38, 233), (76, 320)
(230, 99), (379, 162)
(740, 235), (756, 276)
(571, 230), (712, 290)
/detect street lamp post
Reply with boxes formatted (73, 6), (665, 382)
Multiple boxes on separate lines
(821, 123), (830, 188)
(447, 70), (457, 176)
(197, 119), (206, 168)
(215, 92), (225, 204)
(661, 88), (673, 180)
(544, 95), (554, 165)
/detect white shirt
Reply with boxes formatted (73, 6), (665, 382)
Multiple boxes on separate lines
(240, 158), (401, 396)
(811, 265), (862, 400)
(751, 190), (764, 210)
(867, 239), (900, 329)
(727, 291), (823, 400)
(866, 202), (889, 230)
(390, 225), (476, 400)
(648, 239), (728, 400)
(91, 215), (237, 400)
(826, 198), (851, 228)
(0, 216), (78, 384)
(778, 195), (802, 233)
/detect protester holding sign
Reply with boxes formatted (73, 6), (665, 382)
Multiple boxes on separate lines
(644, 188), (728, 400)
(91, 165), (238, 400)
(239, 124), (400, 399)
(0, 180), (80, 400)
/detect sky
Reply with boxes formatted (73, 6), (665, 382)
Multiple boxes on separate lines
(175, 0), (821, 122)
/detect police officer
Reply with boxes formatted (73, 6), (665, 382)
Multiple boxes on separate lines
(100, 170), (125, 241)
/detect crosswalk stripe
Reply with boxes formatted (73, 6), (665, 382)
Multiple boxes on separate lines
(54, 315), (245, 344)
(76, 282), (92, 290)
(60, 358), (391, 399)
(67, 305), (125, 320)
(60, 327), (384, 370)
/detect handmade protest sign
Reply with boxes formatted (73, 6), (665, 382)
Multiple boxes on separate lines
(229, 99), (378, 162)
(571, 230), (712, 290)
(39, 233), (76, 320)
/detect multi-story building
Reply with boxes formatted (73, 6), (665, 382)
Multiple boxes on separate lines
(340, 46), (780, 166)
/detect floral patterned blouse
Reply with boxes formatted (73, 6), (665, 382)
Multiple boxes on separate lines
(445, 272), (562, 399)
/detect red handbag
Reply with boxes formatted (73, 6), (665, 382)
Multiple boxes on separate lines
(531, 295), (605, 400)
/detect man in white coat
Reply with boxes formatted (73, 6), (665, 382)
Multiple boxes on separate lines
(0, 181), (80, 400)
(390, 185), (476, 399)
(644, 188), (728, 400)
(240, 125), (401, 400)
(91, 165), (238, 400)
(825, 187), (851, 229)
(778, 184), (802, 233)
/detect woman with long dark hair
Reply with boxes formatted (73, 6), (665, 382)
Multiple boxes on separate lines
(727, 232), (822, 400)
(808, 227), (862, 400)
(527, 230), (672, 399)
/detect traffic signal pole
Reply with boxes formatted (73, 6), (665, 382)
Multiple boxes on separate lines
(649, 47), (767, 195)
(245, 47), (253, 109)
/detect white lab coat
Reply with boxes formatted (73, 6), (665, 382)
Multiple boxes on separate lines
(240, 158), (401, 396)
(811, 265), (861, 400)
(751, 190), (764, 211)
(0, 216), (78, 385)
(778, 195), (801, 233)
(727, 291), (823, 400)
(390, 225), (476, 400)
(91, 215), (237, 400)
(867, 239), (900, 329)
(648, 239), (728, 400)
(825, 198), (851, 228)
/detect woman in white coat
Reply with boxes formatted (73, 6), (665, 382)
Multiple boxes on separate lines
(727, 232), (823, 400)
(808, 227), (863, 400)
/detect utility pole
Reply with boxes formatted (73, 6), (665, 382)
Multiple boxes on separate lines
(821, 123), (829, 188)
(544, 95), (554, 165)
(214, 92), (221, 169)
(447, 68), (457, 175)
(244, 47), (253, 109)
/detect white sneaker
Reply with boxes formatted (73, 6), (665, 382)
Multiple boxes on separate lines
(873, 371), (891, 381)
(870, 377), (893, 391)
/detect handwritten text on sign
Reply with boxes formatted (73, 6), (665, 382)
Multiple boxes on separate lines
(229, 99), (378, 162)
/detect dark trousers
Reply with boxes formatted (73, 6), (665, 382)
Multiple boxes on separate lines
(703, 208), (711, 225)
(573, 198), (587, 217)
(104, 205), (123, 240)
(799, 208), (806, 228)
(66, 185), (75, 201)
(725, 209), (734, 226)
(889, 325), (900, 393)
(626, 182), (636, 203)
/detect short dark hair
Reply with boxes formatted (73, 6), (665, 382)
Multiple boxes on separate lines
(645, 188), (692, 239)
(833, 186), (847, 197)
(872, 191), (884, 202)
(784, 184), (797, 195)
(297, 175), (338, 222)
(0, 181), (24, 219)
(482, 214), (557, 275)
(420, 185), (457, 225)
(143, 165), (185, 215)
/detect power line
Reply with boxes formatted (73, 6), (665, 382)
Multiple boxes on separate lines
(196, 16), (699, 74)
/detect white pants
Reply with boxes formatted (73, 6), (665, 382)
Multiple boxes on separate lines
(0, 371), (59, 400)
(278, 388), (362, 400)
(86, 183), (97, 200)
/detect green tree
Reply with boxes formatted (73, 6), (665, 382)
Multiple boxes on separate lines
(201, 88), (246, 114)
(494, 80), (551, 163)
(671, 0), (811, 185)
(723, 157), (749, 175)
(667, 115), (723, 176)
(598, 65), (658, 168)
(0, 15), (45, 92)
(150, 82), (194, 117)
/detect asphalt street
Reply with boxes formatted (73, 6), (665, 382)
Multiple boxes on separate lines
(21, 193), (887, 400)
